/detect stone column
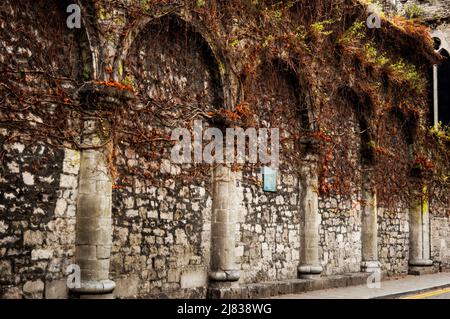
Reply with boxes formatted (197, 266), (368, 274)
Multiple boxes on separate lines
(409, 184), (433, 275)
(70, 84), (133, 298)
(209, 164), (240, 286)
(298, 153), (322, 279)
(360, 170), (380, 273)
(72, 115), (115, 298)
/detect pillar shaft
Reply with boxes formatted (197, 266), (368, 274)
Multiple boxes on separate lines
(209, 164), (240, 284)
(73, 116), (115, 296)
(409, 186), (432, 270)
(361, 171), (380, 272)
(298, 155), (322, 278)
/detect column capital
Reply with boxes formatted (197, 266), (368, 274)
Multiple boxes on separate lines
(299, 136), (323, 157)
(75, 81), (135, 110)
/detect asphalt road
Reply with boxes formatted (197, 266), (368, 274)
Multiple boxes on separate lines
(400, 288), (450, 299)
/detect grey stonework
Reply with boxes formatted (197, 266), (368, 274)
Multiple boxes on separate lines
(299, 155), (323, 278)
(361, 171), (380, 273)
(238, 168), (300, 283)
(1, 0), (450, 300)
(408, 186), (434, 274)
(72, 116), (115, 296)
(319, 195), (362, 276)
(378, 207), (410, 275)
(209, 164), (240, 284)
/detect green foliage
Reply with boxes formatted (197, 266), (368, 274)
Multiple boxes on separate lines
(273, 9), (282, 20)
(339, 21), (366, 44)
(121, 74), (135, 91)
(262, 34), (274, 47)
(230, 39), (240, 47)
(389, 59), (424, 91)
(363, 42), (390, 66)
(405, 4), (424, 19)
(429, 122), (450, 143)
(82, 63), (91, 81)
(311, 20), (334, 36)
(196, 0), (206, 7)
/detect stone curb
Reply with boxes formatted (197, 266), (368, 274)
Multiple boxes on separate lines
(208, 273), (371, 299)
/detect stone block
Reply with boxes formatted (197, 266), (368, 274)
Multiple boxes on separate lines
(23, 230), (44, 246)
(2, 287), (23, 299)
(23, 280), (44, 299)
(31, 249), (53, 260)
(180, 268), (207, 289)
(45, 280), (68, 299)
(114, 275), (139, 298)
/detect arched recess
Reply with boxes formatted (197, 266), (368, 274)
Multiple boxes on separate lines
(116, 13), (233, 108)
(76, 0), (102, 79)
(0, 0), (94, 83)
(430, 32), (450, 127)
(238, 59), (309, 283)
(0, 0), (94, 299)
(111, 15), (230, 296)
(337, 87), (375, 165)
(125, 15), (224, 111)
(437, 49), (450, 126)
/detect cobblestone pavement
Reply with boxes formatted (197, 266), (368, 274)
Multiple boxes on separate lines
(270, 272), (450, 299)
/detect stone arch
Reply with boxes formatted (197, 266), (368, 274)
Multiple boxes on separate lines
(110, 14), (236, 297)
(0, 0), (94, 82)
(236, 58), (307, 283)
(250, 58), (312, 134)
(124, 14), (224, 110)
(76, 0), (102, 79)
(117, 13), (233, 108)
(431, 30), (450, 55)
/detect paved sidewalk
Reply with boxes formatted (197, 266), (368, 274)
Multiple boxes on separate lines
(270, 272), (450, 299)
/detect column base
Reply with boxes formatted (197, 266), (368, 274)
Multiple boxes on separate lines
(298, 265), (323, 279)
(70, 279), (116, 296)
(361, 260), (381, 273)
(80, 293), (115, 299)
(209, 270), (240, 282)
(409, 259), (435, 276)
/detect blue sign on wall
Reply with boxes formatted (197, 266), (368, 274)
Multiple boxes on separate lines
(262, 167), (277, 192)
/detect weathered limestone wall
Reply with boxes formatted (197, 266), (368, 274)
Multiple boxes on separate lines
(431, 215), (450, 270)
(110, 160), (211, 298)
(395, 0), (450, 21)
(0, 142), (79, 299)
(108, 16), (221, 298)
(236, 62), (303, 284)
(0, 0), (86, 298)
(238, 169), (300, 283)
(1, 0), (450, 300)
(319, 195), (362, 275)
(377, 208), (410, 275)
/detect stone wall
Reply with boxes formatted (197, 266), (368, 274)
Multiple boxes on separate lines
(431, 216), (450, 270)
(238, 169), (300, 283)
(319, 195), (362, 276)
(110, 170), (211, 298)
(0, 141), (79, 299)
(1, 0), (449, 299)
(377, 207), (410, 275)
